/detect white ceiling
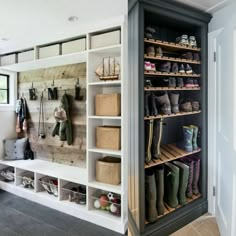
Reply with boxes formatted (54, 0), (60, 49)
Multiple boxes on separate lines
(0, 0), (127, 54)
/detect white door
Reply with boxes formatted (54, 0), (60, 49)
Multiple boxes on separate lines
(209, 16), (236, 236)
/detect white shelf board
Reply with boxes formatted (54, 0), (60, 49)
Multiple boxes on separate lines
(0, 159), (87, 184)
(60, 200), (87, 210)
(88, 148), (121, 156)
(88, 116), (121, 120)
(0, 51), (87, 72)
(37, 191), (58, 200)
(88, 81), (121, 86)
(90, 209), (121, 223)
(88, 181), (122, 194)
(88, 44), (121, 55)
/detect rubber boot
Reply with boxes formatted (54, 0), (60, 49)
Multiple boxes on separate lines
(183, 126), (194, 152)
(155, 92), (171, 115)
(155, 165), (165, 215)
(145, 170), (158, 222)
(192, 156), (200, 195)
(151, 93), (158, 116)
(169, 93), (179, 113)
(189, 125), (198, 150)
(151, 119), (163, 160)
(173, 161), (189, 205)
(164, 162), (179, 208)
(145, 120), (154, 163)
(145, 92), (151, 117)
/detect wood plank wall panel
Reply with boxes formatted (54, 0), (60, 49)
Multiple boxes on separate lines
(18, 63), (86, 167)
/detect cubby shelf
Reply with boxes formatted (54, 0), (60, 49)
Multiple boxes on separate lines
(88, 44), (121, 54)
(144, 87), (200, 91)
(144, 55), (201, 64)
(145, 194), (202, 225)
(88, 81), (121, 86)
(88, 181), (122, 194)
(144, 144), (201, 169)
(88, 148), (122, 156)
(144, 110), (201, 120)
(144, 71), (201, 77)
(144, 38), (201, 52)
(88, 116), (121, 120)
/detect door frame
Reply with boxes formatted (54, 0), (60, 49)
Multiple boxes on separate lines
(207, 28), (224, 215)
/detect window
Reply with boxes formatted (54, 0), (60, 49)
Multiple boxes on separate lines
(0, 74), (9, 104)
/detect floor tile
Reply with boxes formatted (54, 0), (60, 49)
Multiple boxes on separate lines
(195, 217), (220, 236)
(171, 224), (200, 236)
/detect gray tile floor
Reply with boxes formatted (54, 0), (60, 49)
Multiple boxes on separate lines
(0, 190), (123, 236)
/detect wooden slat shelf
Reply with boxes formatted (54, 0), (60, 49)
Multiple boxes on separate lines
(144, 38), (201, 52)
(144, 87), (200, 91)
(145, 194), (202, 225)
(144, 110), (201, 120)
(144, 55), (201, 64)
(144, 143), (201, 169)
(144, 71), (201, 77)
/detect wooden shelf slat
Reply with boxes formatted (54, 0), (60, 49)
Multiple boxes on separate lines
(144, 38), (201, 52)
(145, 143), (201, 169)
(144, 87), (200, 91)
(145, 194), (202, 225)
(144, 55), (201, 64)
(144, 71), (201, 77)
(144, 110), (201, 120)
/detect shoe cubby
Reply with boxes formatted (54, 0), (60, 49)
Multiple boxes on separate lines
(0, 164), (15, 183)
(15, 168), (35, 191)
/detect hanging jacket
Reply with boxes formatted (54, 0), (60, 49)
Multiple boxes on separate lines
(16, 97), (29, 133)
(52, 94), (73, 145)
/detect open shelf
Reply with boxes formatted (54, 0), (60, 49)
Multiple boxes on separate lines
(144, 71), (201, 77)
(145, 194), (202, 224)
(144, 110), (201, 120)
(144, 87), (200, 91)
(144, 55), (201, 64)
(145, 144), (201, 169)
(144, 38), (201, 52)
(88, 116), (121, 120)
(88, 148), (122, 156)
(88, 181), (122, 194)
(88, 44), (121, 54)
(88, 81), (121, 86)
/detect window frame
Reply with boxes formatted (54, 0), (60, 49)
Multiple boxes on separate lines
(0, 73), (10, 104)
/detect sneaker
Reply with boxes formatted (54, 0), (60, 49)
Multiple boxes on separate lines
(144, 61), (152, 71)
(171, 63), (178, 73)
(176, 35), (189, 46)
(151, 63), (156, 71)
(193, 53), (200, 61)
(145, 79), (153, 87)
(168, 77), (176, 88)
(177, 77), (184, 88)
(159, 62), (171, 72)
(147, 46), (155, 57)
(193, 79), (199, 88)
(185, 78), (195, 88)
(189, 36), (197, 48)
(156, 47), (163, 57)
(181, 52), (193, 60)
(186, 64), (193, 74)
(145, 26), (159, 39)
(179, 64), (185, 73)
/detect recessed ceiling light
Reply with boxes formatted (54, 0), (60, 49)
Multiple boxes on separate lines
(68, 16), (79, 22)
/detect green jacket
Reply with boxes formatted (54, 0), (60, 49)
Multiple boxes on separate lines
(52, 94), (73, 145)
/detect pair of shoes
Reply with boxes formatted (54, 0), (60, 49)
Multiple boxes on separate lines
(176, 35), (197, 48)
(22, 172), (34, 189)
(185, 78), (199, 88)
(0, 167), (14, 182)
(159, 62), (193, 74)
(146, 46), (163, 57)
(178, 64), (193, 74)
(145, 166), (165, 222)
(180, 99), (200, 112)
(181, 156), (201, 197)
(181, 52), (200, 61)
(168, 77), (184, 88)
(144, 61), (156, 71)
(145, 26), (159, 39)
(40, 177), (58, 197)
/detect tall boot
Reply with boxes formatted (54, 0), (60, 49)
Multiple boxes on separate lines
(145, 120), (154, 163)
(145, 92), (151, 117)
(155, 165), (165, 215)
(182, 126), (194, 152)
(173, 161), (189, 205)
(164, 162), (179, 208)
(189, 125), (199, 150)
(155, 92), (171, 115)
(151, 93), (158, 116)
(151, 119), (163, 160)
(145, 170), (158, 222)
(192, 156), (200, 195)
(169, 93), (179, 114)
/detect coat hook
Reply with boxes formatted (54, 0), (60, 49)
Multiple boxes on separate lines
(51, 80), (54, 87)
(32, 82), (34, 89)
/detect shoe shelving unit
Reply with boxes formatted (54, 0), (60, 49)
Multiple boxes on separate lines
(0, 18), (128, 234)
(129, 0), (211, 235)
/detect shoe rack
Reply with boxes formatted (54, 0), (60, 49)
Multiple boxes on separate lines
(129, 0), (211, 235)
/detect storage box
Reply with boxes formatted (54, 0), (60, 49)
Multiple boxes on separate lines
(95, 93), (121, 116)
(39, 44), (60, 59)
(1, 54), (16, 66)
(18, 50), (34, 63)
(96, 157), (121, 185)
(90, 30), (120, 49)
(62, 38), (86, 55)
(96, 126), (121, 150)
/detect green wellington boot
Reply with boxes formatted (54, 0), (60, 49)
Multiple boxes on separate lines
(189, 125), (199, 150)
(164, 162), (180, 208)
(173, 161), (189, 206)
(155, 165), (165, 215)
(145, 120), (154, 163)
(145, 170), (158, 222)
